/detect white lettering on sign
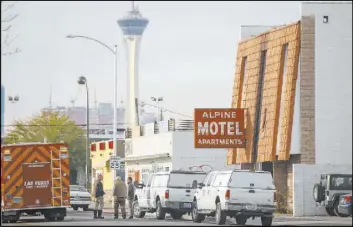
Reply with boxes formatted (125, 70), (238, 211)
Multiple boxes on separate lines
(197, 138), (244, 145)
(24, 180), (50, 189)
(202, 111), (237, 119)
(197, 122), (243, 136)
(194, 108), (246, 149)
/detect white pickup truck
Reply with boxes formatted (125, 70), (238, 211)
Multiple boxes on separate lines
(69, 185), (92, 211)
(133, 170), (207, 220)
(192, 170), (276, 226)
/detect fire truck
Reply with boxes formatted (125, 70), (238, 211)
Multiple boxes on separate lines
(1, 143), (70, 223)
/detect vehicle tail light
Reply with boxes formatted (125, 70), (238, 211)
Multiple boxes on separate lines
(344, 195), (352, 203)
(274, 191), (277, 202)
(165, 190), (169, 199)
(225, 190), (230, 200)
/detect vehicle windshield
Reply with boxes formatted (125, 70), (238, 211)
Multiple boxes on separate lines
(330, 175), (352, 190)
(168, 173), (207, 189)
(70, 185), (87, 192)
(228, 171), (275, 190)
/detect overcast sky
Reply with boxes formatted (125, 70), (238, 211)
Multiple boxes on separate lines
(2, 1), (301, 124)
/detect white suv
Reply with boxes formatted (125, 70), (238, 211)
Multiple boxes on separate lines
(192, 170), (276, 226)
(133, 170), (207, 220)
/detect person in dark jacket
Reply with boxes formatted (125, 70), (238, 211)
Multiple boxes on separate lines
(127, 177), (135, 219)
(93, 174), (105, 219)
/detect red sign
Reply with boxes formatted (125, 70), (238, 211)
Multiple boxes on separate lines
(194, 108), (246, 148)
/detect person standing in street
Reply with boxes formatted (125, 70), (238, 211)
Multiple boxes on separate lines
(93, 174), (105, 219)
(127, 177), (135, 219)
(113, 176), (127, 219)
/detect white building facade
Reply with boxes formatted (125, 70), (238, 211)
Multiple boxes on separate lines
(125, 120), (238, 184)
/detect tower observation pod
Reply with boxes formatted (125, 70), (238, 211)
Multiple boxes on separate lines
(117, 2), (149, 127)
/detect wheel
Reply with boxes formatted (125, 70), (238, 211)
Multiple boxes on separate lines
(192, 201), (205, 223)
(56, 216), (65, 221)
(313, 183), (324, 202)
(325, 207), (336, 216)
(261, 217), (273, 226)
(155, 200), (166, 220)
(44, 214), (55, 221)
(2, 216), (10, 223)
(73, 206), (78, 211)
(170, 211), (183, 220)
(133, 200), (146, 218)
(83, 205), (89, 211)
(215, 202), (226, 225)
(235, 215), (247, 225)
(9, 214), (20, 223)
(333, 200), (349, 217)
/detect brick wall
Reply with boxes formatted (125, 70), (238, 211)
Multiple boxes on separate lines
(273, 154), (301, 213)
(300, 16), (315, 164)
(230, 22), (301, 164)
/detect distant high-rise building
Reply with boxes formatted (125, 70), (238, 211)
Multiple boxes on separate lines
(1, 85), (5, 137)
(118, 3), (149, 127)
(41, 103), (156, 140)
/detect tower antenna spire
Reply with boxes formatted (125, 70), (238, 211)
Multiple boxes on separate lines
(132, 1), (135, 10)
(49, 84), (52, 110)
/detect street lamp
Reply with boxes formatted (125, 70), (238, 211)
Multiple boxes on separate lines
(8, 95), (19, 104)
(8, 95), (20, 137)
(67, 34), (119, 184)
(77, 76), (90, 189)
(151, 96), (163, 122)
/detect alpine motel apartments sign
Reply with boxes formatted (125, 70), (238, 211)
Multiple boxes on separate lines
(194, 108), (246, 149)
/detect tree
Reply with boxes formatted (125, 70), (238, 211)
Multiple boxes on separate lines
(1, 1), (21, 56)
(4, 111), (87, 173)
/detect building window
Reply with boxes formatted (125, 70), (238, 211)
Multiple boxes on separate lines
(241, 57), (248, 108)
(253, 50), (267, 161)
(276, 43), (289, 154)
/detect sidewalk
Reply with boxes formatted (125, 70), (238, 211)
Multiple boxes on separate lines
(89, 202), (114, 213)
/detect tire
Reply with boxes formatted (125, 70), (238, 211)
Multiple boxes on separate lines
(9, 214), (20, 223)
(83, 205), (89, 211)
(133, 200), (146, 218)
(56, 216), (65, 221)
(44, 214), (55, 221)
(192, 201), (205, 223)
(333, 200), (349, 217)
(325, 207), (336, 216)
(215, 202), (226, 225)
(73, 206), (78, 211)
(170, 211), (183, 220)
(155, 200), (166, 220)
(2, 217), (9, 223)
(235, 215), (247, 225)
(313, 183), (324, 202)
(261, 217), (273, 226)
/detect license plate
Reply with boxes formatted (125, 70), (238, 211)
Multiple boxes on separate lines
(245, 204), (257, 211)
(183, 203), (191, 208)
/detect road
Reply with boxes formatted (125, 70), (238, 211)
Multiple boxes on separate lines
(2, 210), (352, 226)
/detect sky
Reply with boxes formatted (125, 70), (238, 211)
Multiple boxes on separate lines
(1, 1), (301, 125)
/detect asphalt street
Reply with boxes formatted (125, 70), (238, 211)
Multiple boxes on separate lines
(2, 210), (352, 226)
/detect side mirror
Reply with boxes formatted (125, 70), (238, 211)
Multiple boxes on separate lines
(137, 183), (145, 189)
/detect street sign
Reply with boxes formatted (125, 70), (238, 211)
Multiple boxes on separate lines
(110, 156), (125, 170)
(194, 108), (246, 149)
